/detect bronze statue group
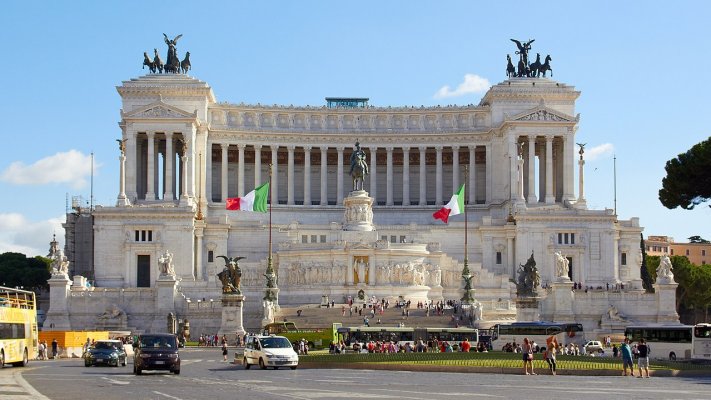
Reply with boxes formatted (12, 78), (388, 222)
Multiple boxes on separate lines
(142, 34), (191, 74)
(507, 39), (552, 78)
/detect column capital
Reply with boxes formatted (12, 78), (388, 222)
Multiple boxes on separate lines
(254, 144), (263, 150)
(304, 145), (312, 152)
(528, 134), (537, 140)
(220, 143), (229, 150)
(237, 143), (245, 150)
(165, 131), (174, 138)
(435, 145), (443, 151)
(545, 135), (555, 142)
(336, 146), (345, 152)
(271, 146), (279, 153)
(451, 145), (460, 151)
(320, 146), (328, 154)
(385, 146), (394, 153)
(147, 131), (155, 138)
(402, 146), (410, 152)
(287, 145), (295, 151)
(419, 146), (427, 153)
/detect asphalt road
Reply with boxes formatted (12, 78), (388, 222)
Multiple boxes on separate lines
(3, 348), (711, 400)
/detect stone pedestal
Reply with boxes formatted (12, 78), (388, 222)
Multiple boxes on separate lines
(44, 274), (72, 331)
(218, 294), (245, 343)
(654, 282), (680, 323)
(152, 274), (178, 333)
(344, 190), (374, 231)
(515, 296), (540, 322)
(550, 280), (574, 322)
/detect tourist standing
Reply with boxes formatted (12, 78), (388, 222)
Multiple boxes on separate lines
(522, 337), (535, 375)
(544, 335), (558, 376)
(637, 338), (650, 378)
(51, 338), (58, 359)
(620, 338), (634, 376)
(221, 341), (228, 361)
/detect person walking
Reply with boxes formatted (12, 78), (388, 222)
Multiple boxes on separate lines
(620, 338), (634, 376)
(544, 335), (558, 376)
(51, 338), (58, 359)
(637, 338), (650, 378)
(522, 337), (536, 375)
(221, 341), (228, 361)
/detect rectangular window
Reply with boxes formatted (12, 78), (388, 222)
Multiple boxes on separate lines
(141, 230), (146, 241)
(571, 233), (575, 245)
(558, 233), (563, 244)
(496, 252), (502, 264)
(400, 236), (406, 243)
(686, 249), (690, 256)
(302, 235), (308, 244)
(148, 231), (152, 242)
(621, 253), (627, 266)
(137, 255), (151, 288)
(208, 251), (214, 263)
(390, 235), (396, 243)
(671, 249), (674, 255)
(135, 230), (140, 242)
(310, 235), (317, 243)
(703, 250), (707, 256)
(564, 233), (569, 245)
(320, 235), (326, 243)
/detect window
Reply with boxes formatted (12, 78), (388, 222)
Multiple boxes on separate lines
(400, 236), (406, 243)
(134, 230), (154, 242)
(703, 250), (707, 256)
(686, 249), (690, 256)
(557, 232), (576, 245)
(390, 235), (396, 243)
(496, 252), (502, 264)
(621, 253), (627, 266)
(208, 251), (214, 263)
(671, 249), (674, 255)
(310, 235), (317, 243)
(320, 235), (326, 243)
(302, 235), (308, 244)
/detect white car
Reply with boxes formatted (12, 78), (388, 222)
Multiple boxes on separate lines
(243, 335), (299, 370)
(584, 340), (604, 354)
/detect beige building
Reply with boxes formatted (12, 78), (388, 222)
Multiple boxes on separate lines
(645, 235), (710, 265)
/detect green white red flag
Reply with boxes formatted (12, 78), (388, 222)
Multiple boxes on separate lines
(433, 184), (465, 223)
(226, 182), (270, 212)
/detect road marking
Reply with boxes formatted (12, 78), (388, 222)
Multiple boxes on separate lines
(152, 391), (183, 400)
(100, 376), (130, 385)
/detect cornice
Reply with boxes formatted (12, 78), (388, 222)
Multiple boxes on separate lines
(117, 74), (216, 103)
(206, 130), (494, 146)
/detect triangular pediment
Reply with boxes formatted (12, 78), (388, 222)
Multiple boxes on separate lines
(122, 100), (196, 119)
(509, 105), (577, 123)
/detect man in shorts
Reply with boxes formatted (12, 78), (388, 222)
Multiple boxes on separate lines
(637, 338), (650, 378)
(620, 338), (634, 376)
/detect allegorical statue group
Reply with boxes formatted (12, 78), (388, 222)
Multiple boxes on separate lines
(142, 34), (191, 74)
(506, 39), (552, 78)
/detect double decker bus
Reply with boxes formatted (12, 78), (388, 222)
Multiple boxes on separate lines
(0, 286), (38, 367)
(625, 323), (711, 360)
(490, 322), (585, 351)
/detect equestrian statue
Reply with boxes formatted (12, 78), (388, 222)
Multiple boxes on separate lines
(349, 141), (369, 191)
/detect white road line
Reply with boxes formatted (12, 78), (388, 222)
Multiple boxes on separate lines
(13, 370), (51, 400)
(100, 376), (130, 385)
(152, 391), (183, 400)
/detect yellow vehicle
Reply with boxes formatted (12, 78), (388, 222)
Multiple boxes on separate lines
(0, 286), (38, 367)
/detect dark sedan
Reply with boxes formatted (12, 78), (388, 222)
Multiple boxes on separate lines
(133, 333), (180, 375)
(84, 340), (127, 367)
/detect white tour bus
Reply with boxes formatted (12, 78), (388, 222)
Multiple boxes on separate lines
(490, 322), (585, 351)
(623, 324), (711, 360)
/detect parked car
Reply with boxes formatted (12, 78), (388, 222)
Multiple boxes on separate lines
(243, 335), (299, 370)
(584, 340), (604, 354)
(133, 333), (181, 375)
(84, 340), (127, 367)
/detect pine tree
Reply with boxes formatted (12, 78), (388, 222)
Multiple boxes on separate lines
(640, 233), (654, 293)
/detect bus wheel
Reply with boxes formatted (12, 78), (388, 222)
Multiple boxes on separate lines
(669, 352), (677, 361)
(13, 349), (28, 367)
(0, 350), (4, 368)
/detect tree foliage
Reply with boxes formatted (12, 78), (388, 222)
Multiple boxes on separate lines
(640, 233), (654, 292)
(0, 252), (51, 290)
(659, 137), (711, 210)
(688, 235), (710, 244)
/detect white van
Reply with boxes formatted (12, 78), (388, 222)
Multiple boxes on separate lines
(243, 335), (299, 370)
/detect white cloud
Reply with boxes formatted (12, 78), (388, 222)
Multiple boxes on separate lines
(0, 150), (98, 189)
(0, 213), (64, 257)
(585, 143), (615, 161)
(434, 74), (491, 99)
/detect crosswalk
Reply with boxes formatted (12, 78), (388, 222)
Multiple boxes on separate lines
(0, 368), (50, 400)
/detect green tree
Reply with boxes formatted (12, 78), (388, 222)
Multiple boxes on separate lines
(659, 137), (711, 210)
(640, 233), (654, 292)
(0, 252), (51, 290)
(688, 235), (710, 244)
(669, 255), (696, 310)
(685, 263), (711, 323)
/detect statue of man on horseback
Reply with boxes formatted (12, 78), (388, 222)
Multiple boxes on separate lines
(349, 141), (369, 191)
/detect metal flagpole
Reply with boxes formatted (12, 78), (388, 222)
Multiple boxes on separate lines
(461, 166), (473, 304)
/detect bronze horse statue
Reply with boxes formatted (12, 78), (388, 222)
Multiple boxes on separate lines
(153, 48), (164, 74)
(506, 54), (515, 78)
(143, 52), (155, 73)
(529, 53), (541, 77)
(180, 52), (191, 74)
(537, 55), (553, 77)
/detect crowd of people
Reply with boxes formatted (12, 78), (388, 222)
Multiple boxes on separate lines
(330, 336), (488, 354)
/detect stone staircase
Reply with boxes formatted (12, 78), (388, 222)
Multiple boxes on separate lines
(275, 303), (467, 329)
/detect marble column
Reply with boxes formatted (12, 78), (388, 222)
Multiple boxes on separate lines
(303, 146), (311, 206)
(117, 153), (130, 206)
(180, 154), (189, 203)
(237, 144), (245, 197)
(577, 147), (587, 207)
(452, 146), (460, 192)
(545, 135), (555, 203)
(386, 147), (394, 206)
(221, 143), (229, 202)
(485, 144), (492, 204)
(468, 146), (476, 204)
(369, 147), (377, 201)
(164, 133), (174, 200)
(146, 132), (156, 200)
(336, 146), (344, 204)
(287, 145), (295, 205)
(419, 146), (427, 206)
(205, 142), (212, 203)
(126, 131), (137, 201)
(507, 234), (515, 279)
(254, 145), (262, 185)
(320, 147), (328, 205)
(402, 146), (410, 206)
(527, 135), (537, 204)
(195, 225), (204, 280)
(563, 134), (575, 203)
(435, 146), (443, 205)
(271, 147), (278, 204)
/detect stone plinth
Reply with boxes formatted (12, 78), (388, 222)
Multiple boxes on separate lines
(344, 190), (374, 231)
(152, 274), (178, 333)
(654, 282), (680, 323)
(44, 274), (72, 330)
(218, 294), (245, 343)
(549, 281), (574, 322)
(515, 296), (540, 322)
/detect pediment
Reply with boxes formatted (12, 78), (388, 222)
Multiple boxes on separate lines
(508, 106), (577, 123)
(122, 100), (196, 119)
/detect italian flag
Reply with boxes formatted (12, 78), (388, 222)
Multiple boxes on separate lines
(432, 184), (465, 224)
(226, 182), (270, 212)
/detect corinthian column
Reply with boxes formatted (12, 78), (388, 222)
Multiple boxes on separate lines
(402, 146), (410, 206)
(545, 135), (554, 204)
(452, 146), (460, 191)
(435, 146), (443, 205)
(303, 146), (311, 206)
(237, 144), (245, 197)
(386, 147), (393, 206)
(527, 135), (537, 204)
(221, 143), (229, 202)
(369, 147), (377, 201)
(287, 145), (295, 205)
(254, 145), (262, 185)
(271, 146), (278, 204)
(419, 146), (427, 205)
(146, 132), (156, 200)
(164, 133), (174, 200)
(337, 146), (344, 205)
(320, 147), (328, 205)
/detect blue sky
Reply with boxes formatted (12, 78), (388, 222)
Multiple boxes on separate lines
(1, 1), (709, 257)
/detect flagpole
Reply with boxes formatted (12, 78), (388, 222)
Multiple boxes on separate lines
(461, 166), (473, 305)
(268, 163), (273, 268)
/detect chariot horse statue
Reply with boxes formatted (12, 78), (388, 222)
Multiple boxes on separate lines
(349, 141), (369, 191)
(217, 255), (245, 294)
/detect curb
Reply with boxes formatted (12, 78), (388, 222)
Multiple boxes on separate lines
(297, 362), (711, 377)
